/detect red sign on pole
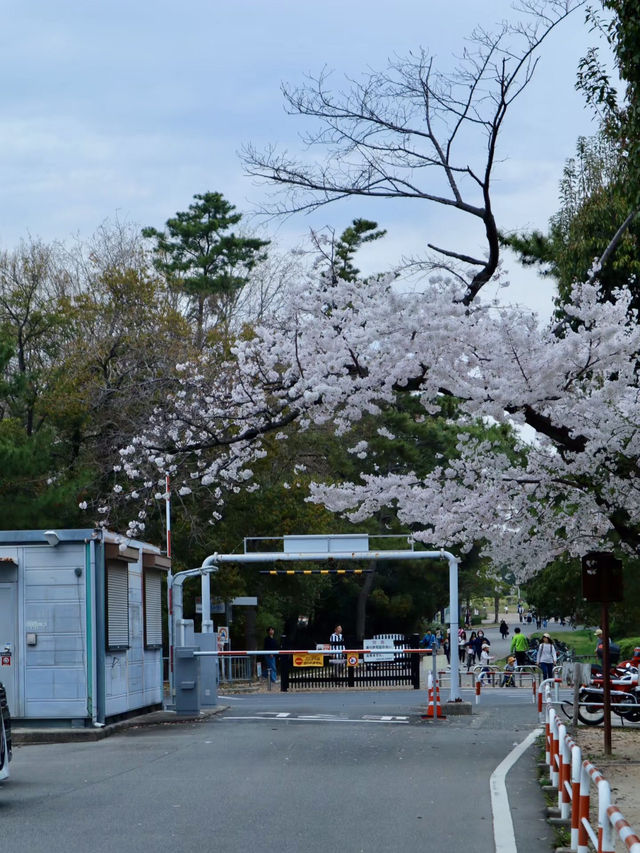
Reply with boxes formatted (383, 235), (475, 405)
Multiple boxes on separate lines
(1, 655), (11, 666)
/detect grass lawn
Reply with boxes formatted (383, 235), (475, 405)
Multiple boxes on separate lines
(528, 628), (597, 659)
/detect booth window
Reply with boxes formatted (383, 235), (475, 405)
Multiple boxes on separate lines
(144, 569), (163, 649)
(141, 551), (170, 649)
(105, 543), (139, 651)
(106, 562), (129, 650)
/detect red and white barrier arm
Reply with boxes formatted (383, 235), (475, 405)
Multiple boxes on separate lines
(193, 648), (434, 656)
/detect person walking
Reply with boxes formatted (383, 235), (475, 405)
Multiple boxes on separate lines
(458, 629), (467, 663)
(263, 626), (279, 683)
(465, 631), (478, 671)
(499, 619), (509, 640)
(330, 624), (345, 661)
(443, 631), (451, 664)
(479, 643), (494, 684)
(421, 628), (437, 650)
(474, 630), (489, 660)
(510, 626), (529, 667)
(536, 633), (557, 680)
(594, 628), (621, 666)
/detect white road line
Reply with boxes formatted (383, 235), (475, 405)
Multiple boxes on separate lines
(362, 714), (409, 721)
(490, 727), (542, 853)
(219, 715), (410, 724)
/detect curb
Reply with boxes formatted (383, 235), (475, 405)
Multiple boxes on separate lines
(12, 705), (229, 745)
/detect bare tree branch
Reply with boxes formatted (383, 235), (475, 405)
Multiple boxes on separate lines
(243, 0), (585, 304)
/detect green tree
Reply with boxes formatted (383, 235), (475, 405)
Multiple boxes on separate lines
(0, 240), (72, 437)
(501, 131), (640, 315)
(522, 555), (640, 637)
(503, 3), (640, 318)
(332, 219), (387, 283)
(143, 192), (269, 346)
(577, 1), (640, 202)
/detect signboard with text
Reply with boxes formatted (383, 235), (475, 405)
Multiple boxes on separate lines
(293, 653), (324, 668)
(364, 638), (395, 662)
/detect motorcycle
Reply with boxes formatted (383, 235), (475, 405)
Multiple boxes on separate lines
(575, 667), (640, 726)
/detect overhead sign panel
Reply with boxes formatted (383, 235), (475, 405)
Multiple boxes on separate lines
(283, 534), (369, 554)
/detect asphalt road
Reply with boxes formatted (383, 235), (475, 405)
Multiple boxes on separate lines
(0, 688), (555, 853)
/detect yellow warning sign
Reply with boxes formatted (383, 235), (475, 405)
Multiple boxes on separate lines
(347, 653), (359, 667)
(293, 653), (324, 668)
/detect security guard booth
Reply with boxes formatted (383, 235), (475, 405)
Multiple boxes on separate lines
(0, 529), (170, 727)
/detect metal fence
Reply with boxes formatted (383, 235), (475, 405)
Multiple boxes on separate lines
(281, 638), (420, 691)
(218, 655), (252, 683)
(166, 653), (253, 685)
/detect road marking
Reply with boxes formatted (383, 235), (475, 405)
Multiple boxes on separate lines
(219, 714), (410, 724)
(490, 727), (542, 853)
(254, 712), (291, 717)
(362, 714), (408, 721)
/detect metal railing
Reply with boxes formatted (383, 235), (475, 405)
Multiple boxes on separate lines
(437, 663), (538, 691)
(218, 655), (253, 683)
(542, 682), (640, 852)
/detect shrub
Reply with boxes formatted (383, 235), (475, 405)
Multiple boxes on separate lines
(618, 637), (640, 661)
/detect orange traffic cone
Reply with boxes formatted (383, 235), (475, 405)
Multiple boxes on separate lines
(423, 672), (445, 719)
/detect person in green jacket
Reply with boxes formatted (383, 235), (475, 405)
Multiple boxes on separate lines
(510, 626), (529, 667)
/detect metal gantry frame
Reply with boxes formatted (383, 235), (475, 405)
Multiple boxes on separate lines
(168, 535), (462, 702)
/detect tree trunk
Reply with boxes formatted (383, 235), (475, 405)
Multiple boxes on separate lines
(356, 560), (377, 643)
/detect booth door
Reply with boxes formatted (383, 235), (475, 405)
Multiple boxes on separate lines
(0, 583), (17, 715)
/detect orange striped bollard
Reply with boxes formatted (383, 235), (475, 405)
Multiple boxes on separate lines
(557, 723), (571, 820)
(550, 710), (560, 789)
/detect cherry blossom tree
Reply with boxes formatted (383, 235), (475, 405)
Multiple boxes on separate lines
(114, 266), (640, 578)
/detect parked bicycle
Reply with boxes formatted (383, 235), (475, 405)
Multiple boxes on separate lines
(525, 637), (574, 667)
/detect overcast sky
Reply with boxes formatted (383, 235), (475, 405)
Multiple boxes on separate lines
(0, 1), (603, 316)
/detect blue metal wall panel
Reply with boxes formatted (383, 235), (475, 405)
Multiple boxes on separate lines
(22, 543), (88, 719)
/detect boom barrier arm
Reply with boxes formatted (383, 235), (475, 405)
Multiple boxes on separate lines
(193, 648), (436, 657)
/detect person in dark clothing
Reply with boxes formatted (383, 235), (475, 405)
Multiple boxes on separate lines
(263, 626), (278, 683)
(474, 630), (489, 659)
(443, 631), (451, 663)
(499, 620), (509, 639)
(465, 631), (478, 671)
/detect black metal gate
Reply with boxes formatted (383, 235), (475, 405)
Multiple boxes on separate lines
(280, 638), (420, 691)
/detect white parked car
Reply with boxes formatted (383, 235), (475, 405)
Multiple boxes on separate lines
(0, 682), (11, 781)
